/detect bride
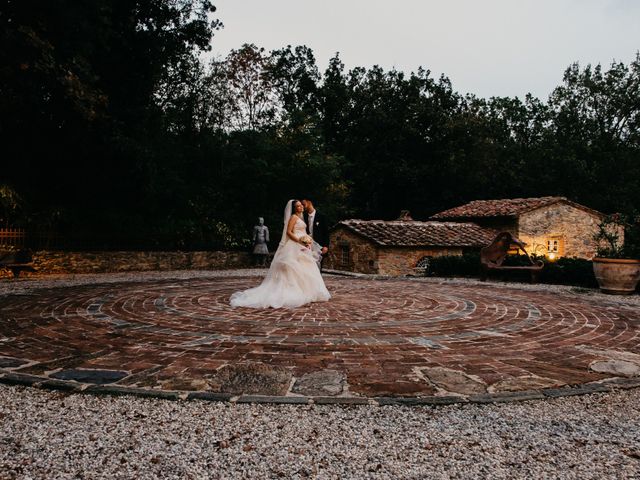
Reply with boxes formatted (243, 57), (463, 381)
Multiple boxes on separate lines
(230, 199), (331, 308)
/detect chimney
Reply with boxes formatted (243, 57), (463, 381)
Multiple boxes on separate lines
(397, 210), (413, 221)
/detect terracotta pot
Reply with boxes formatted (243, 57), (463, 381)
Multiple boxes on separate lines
(592, 257), (640, 295)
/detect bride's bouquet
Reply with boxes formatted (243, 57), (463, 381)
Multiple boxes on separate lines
(299, 235), (313, 247)
(299, 235), (322, 262)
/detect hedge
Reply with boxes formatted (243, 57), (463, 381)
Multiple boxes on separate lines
(425, 253), (598, 288)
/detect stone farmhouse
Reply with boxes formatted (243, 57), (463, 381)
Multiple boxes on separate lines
(430, 196), (606, 260)
(324, 213), (496, 276)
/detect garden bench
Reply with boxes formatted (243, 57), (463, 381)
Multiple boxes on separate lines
(0, 249), (36, 278)
(480, 232), (544, 283)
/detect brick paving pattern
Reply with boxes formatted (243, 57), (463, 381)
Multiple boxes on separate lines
(0, 275), (638, 398)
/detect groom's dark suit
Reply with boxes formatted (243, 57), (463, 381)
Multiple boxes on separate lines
(304, 210), (329, 250)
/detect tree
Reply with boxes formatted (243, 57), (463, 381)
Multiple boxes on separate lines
(547, 55), (640, 213)
(0, 0), (221, 241)
(220, 44), (280, 131)
(267, 45), (321, 126)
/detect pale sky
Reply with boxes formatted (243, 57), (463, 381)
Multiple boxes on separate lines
(207, 0), (639, 100)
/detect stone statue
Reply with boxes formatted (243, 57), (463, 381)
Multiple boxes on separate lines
(252, 217), (270, 266)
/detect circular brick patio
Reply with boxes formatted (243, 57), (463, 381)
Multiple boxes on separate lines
(1, 275), (639, 402)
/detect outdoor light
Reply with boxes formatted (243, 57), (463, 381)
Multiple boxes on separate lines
(548, 252), (557, 261)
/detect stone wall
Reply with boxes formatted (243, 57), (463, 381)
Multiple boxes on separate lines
(377, 247), (463, 276)
(325, 228), (379, 274)
(1, 250), (253, 278)
(517, 203), (611, 259)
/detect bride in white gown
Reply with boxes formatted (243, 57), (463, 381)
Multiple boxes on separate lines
(230, 199), (331, 308)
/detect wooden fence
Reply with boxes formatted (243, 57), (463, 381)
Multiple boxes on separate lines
(0, 228), (26, 248)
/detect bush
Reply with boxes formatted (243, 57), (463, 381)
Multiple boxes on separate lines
(425, 253), (597, 288)
(540, 257), (598, 288)
(426, 252), (481, 277)
(593, 213), (640, 259)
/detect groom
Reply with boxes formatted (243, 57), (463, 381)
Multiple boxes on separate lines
(302, 198), (329, 268)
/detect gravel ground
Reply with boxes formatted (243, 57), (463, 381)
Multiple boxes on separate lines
(1, 384), (639, 479)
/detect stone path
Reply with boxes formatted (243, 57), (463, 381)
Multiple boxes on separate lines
(1, 271), (639, 403)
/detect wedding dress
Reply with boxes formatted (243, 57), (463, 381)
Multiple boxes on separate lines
(230, 200), (331, 308)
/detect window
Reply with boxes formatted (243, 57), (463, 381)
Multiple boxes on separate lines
(546, 236), (564, 259)
(340, 245), (350, 267)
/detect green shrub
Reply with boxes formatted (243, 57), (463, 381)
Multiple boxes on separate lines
(426, 252), (481, 277)
(594, 212), (640, 259)
(502, 255), (597, 287)
(540, 257), (598, 288)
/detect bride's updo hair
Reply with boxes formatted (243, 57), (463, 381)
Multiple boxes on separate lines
(291, 199), (301, 216)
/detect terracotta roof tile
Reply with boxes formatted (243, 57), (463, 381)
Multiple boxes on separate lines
(430, 196), (603, 219)
(336, 220), (496, 247)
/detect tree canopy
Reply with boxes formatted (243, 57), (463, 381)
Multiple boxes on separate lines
(1, 1), (639, 249)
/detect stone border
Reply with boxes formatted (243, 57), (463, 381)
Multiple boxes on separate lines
(3, 369), (639, 406)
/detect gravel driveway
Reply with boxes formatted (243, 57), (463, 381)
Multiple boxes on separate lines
(1, 384), (639, 479)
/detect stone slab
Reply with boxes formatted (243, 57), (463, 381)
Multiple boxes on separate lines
(236, 395), (310, 404)
(50, 369), (128, 384)
(0, 372), (43, 386)
(208, 362), (292, 396)
(375, 396), (468, 406)
(542, 384), (612, 398)
(469, 391), (545, 403)
(0, 357), (29, 368)
(292, 370), (346, 396)
(600, 378), (640, 389)
(38, 379), (83, 392)
(84, 385), (181, 400)
(313, 397), (371, 405)
(187, 391), (234, 402)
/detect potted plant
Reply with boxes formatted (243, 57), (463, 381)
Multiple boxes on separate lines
(592, 213), (640, 295)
